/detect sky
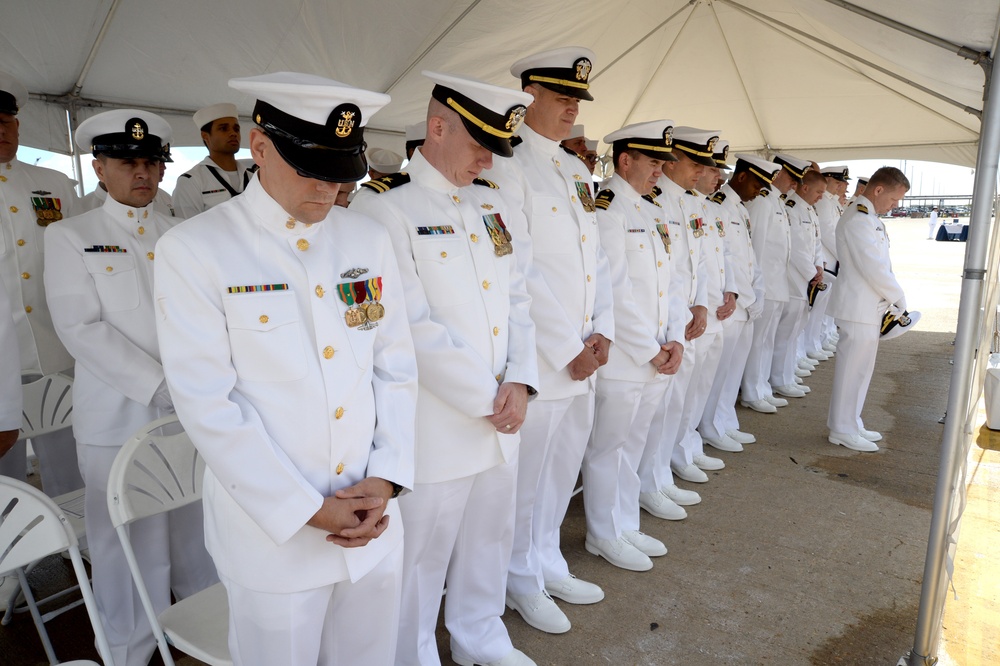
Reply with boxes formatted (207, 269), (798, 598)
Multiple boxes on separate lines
(17, 146), (979, 205)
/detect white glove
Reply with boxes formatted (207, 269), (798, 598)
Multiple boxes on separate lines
(151, 380), (174, 412)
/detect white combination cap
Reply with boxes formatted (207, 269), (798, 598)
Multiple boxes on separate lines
(671, 126), (722, 167)
(510, 46), (596, 101)
(76, 109), (174, 162)
(603, 120), (678, 161)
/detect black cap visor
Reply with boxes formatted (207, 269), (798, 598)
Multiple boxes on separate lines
(672, 141), (717, 168)
(91, 134), (168, 162)
(0, 91), (18, 116)
(521, 70), (594, 101)
(432, 85), (522, 158)
(266, 127), (368, 183)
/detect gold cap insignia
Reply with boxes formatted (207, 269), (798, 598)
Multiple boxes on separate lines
(663, 126), (673, 147)
(335, 110), (356, 138)
(707, 136), (719, 152)
(131, 122), (144, 140)
(574, 58), (592, 82)
(506, 105), (527, 132)
(721, 145), (729, 160)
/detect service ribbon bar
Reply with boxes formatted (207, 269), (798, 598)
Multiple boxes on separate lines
(84, 245), (127, 253)
(416, 225), (455, 235)
(226, 283), (289, 294)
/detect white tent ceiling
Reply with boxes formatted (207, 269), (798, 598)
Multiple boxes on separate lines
(5, 0), (999, 166)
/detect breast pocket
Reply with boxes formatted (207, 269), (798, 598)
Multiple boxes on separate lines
(223, 291), (307, 382)
(530, 196), (575, 254)
(412, 238), (476, 307)
(82, 254), (140, 312)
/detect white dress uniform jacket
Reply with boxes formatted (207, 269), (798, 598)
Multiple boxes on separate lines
(784, 191), (821, 302)
(0, 159), (77, 375)
(595, 175), (683, 383)
(746, 187), (791, 301)
(80, 184), (178, 219)
(351, 150), (538, 484)
(154, 177), (418, 593)
(655, 175), (706, 319)
(713, 184), (763, 321)
(171, 157), (257, 219)
(483, 124), (614, 399)
(696, 191), (729, 334)
(827, 196), (905, 325)
(814, 191), (842, 269)
(0, 286), (20, 431)
(43, 196), (175, 446)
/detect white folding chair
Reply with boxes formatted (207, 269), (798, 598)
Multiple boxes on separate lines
(107, 415), (231, 666)
(0, 476), (113, 665)
(3, 373), (89, 636)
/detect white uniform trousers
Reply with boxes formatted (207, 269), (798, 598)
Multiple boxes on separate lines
(78, 443), (218, 666)
(827, 320), (880, 434)
(673, 330), (724, 468)
(803, 286), (832, 355)
(741, 300), (784, 401)
(700, 317), (753, 440)
(771, 299), (808, 388)
(585, 378), (668, 540)
(396, 459), (517, 666)
(222, 544), (403, 666)
(508, 393), (594, 596)
(637, 348), (694, 494)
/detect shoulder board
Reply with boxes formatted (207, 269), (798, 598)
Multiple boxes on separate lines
(785, 198), (796, 208)
(360, 172), (410, 194)
(472, 177), (499, 189)
(685, 189), (697, 196)
(651, 185), (662, 197)
(758, 187), (770, 197)
(179, 173), (192, 179)
(709, 191), (726, 205)
(857, 203), (869, 214)
(510, 135), (524, 149)
(641, 193), (662, 208)
(595, 189), (615, 210)
(779, 193), (788, 201)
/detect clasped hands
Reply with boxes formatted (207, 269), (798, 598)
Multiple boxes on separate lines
(568, 333), (611, 380)
(308, 476), (395, 549)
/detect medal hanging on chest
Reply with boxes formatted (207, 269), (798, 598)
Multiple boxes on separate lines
(338, 281), (367, 327)
(31, 197), (63, 226)
(715, 218), (725, 237)
(483, 213), (513, 256)
(689, 214), (704, 238)
(575, 181), (596, 214)
(364, 277), (384, 321)
(655, 223), (671, 255)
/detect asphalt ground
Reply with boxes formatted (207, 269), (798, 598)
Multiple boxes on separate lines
(2, 217), (980, 665)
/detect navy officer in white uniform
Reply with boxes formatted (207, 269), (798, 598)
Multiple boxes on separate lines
(483, 46), (614, 635)
(44, 109), (216, 666)
(351, 71), (538, 666)
(155, 73), (418, 666)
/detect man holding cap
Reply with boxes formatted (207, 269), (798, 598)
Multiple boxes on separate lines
(0, 71), (84, 501)
(584, 120), (683, 572)
(172, 102), (257, 218)
(155, 72), (418, 665)
(352, 70), (538, 666)
(484, 46), (613, 634)
(45, 108), (215, 666)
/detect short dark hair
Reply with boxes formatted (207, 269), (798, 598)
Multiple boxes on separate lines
(866, 166), (910, 191)
(801, 169), (825, 187)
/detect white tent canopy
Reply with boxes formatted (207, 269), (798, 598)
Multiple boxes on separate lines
(5, 0), (999, 166)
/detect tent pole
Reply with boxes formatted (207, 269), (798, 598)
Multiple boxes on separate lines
(67, 105), (84, 198)
(904, 48), (1000, 666)
(72, 0), (123, 97)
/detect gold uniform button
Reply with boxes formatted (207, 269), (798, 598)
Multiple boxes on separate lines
(323, 346), (335, 359)
(640, 244), (644, 249)
(25, 306), (32, 313)
(571, 195), (578, 202)
(440, 251), (447, 258)
(138, 226), (145, 235)
(586, 315), (590, 323)
(315, 285), (325, 298)
(716, 247), (720, 253)
(285, 218), (296, 229)
(297, 239), (310, 251)
(127, 210), (134, 218)
(21, 272), (30, 279)
(493, 326), (499, 336)
(335, 406), (345, 419)
(336, 462), (345, 475)
(551, 207), (558, 213)
(482, 280), (490, 290)
(105, 267), (112, 273)
(17, 239), (25, 246)
(659, 290), (664, 297)
(720, 269), (725, 274)
(586, 274), (591, 282)
(555, 160), (561, 167)
(660, 320), (663, 327)
(142, 210), (149, 219)
(657, 261), (663, 267)
(0, 175), (6, 182)
(470, 233), (479, 243)
(496, 374), (502, 382)
(9, 206), (17, 213)
(452, 195), (461, 203)
(259, 315), (269, 324)
(689, 249), (694, 255)
(146, 251), (154, 260)
(581, 235), (587, 242)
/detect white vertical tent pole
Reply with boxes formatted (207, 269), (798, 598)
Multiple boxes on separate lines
(904, 45), (1000, 666)
(66, 106), (84, 198)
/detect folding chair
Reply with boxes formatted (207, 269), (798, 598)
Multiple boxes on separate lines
(107, 415), (231, 666)
(3, 373), (89, 638)
(0, 476), (113, 665)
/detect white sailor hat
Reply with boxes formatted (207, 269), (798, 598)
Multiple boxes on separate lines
(734, 153), (781, 185)
(858, 176), (869, 185)
(511, 46), (596, 101)
(423, 70), (532, 157)
(0, 71), (27, 116)
(603, 120), (678, 161)
(77, 109), (174, 162)
(585, 139), (598, 152)
(568, 124), (586, 139)
(772, 152), (812, 182)
(230, 71), (390, 183)
(713, 139), (731, 170)
(193, 103), (239, 130)
(821, 165), (850, 181)
(881, 309), (921, 340)
(366, 147), (404, 174)
(670, 127), (721, 168)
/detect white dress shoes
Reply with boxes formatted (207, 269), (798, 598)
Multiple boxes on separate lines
(623, 530), (668, 557)
(740, 398), (777, 413)
(807, 350), (831, 361)
(860, 428), (883, 442)
(505, 590), (571, 634)
(829, 431), (879, 452)
(797, 384), (811, 394)
(544, 574), (604, 604)
(693, 454), (724, 471)
(585, 534), (653, 571)
(672, 464), (709, 484)
(822, 341), (837, 353)
(726, 429), (756, 444)
(639, 491), (688, 519)
(704, 434), (743, 452)
(453, 647), (537, 666)
(773, 384), (806, 398)
(764, 394), (789, 407)
(794, 367), (812, 378)
(801, 357), (820, 368)
(661, 483), (701, 505)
